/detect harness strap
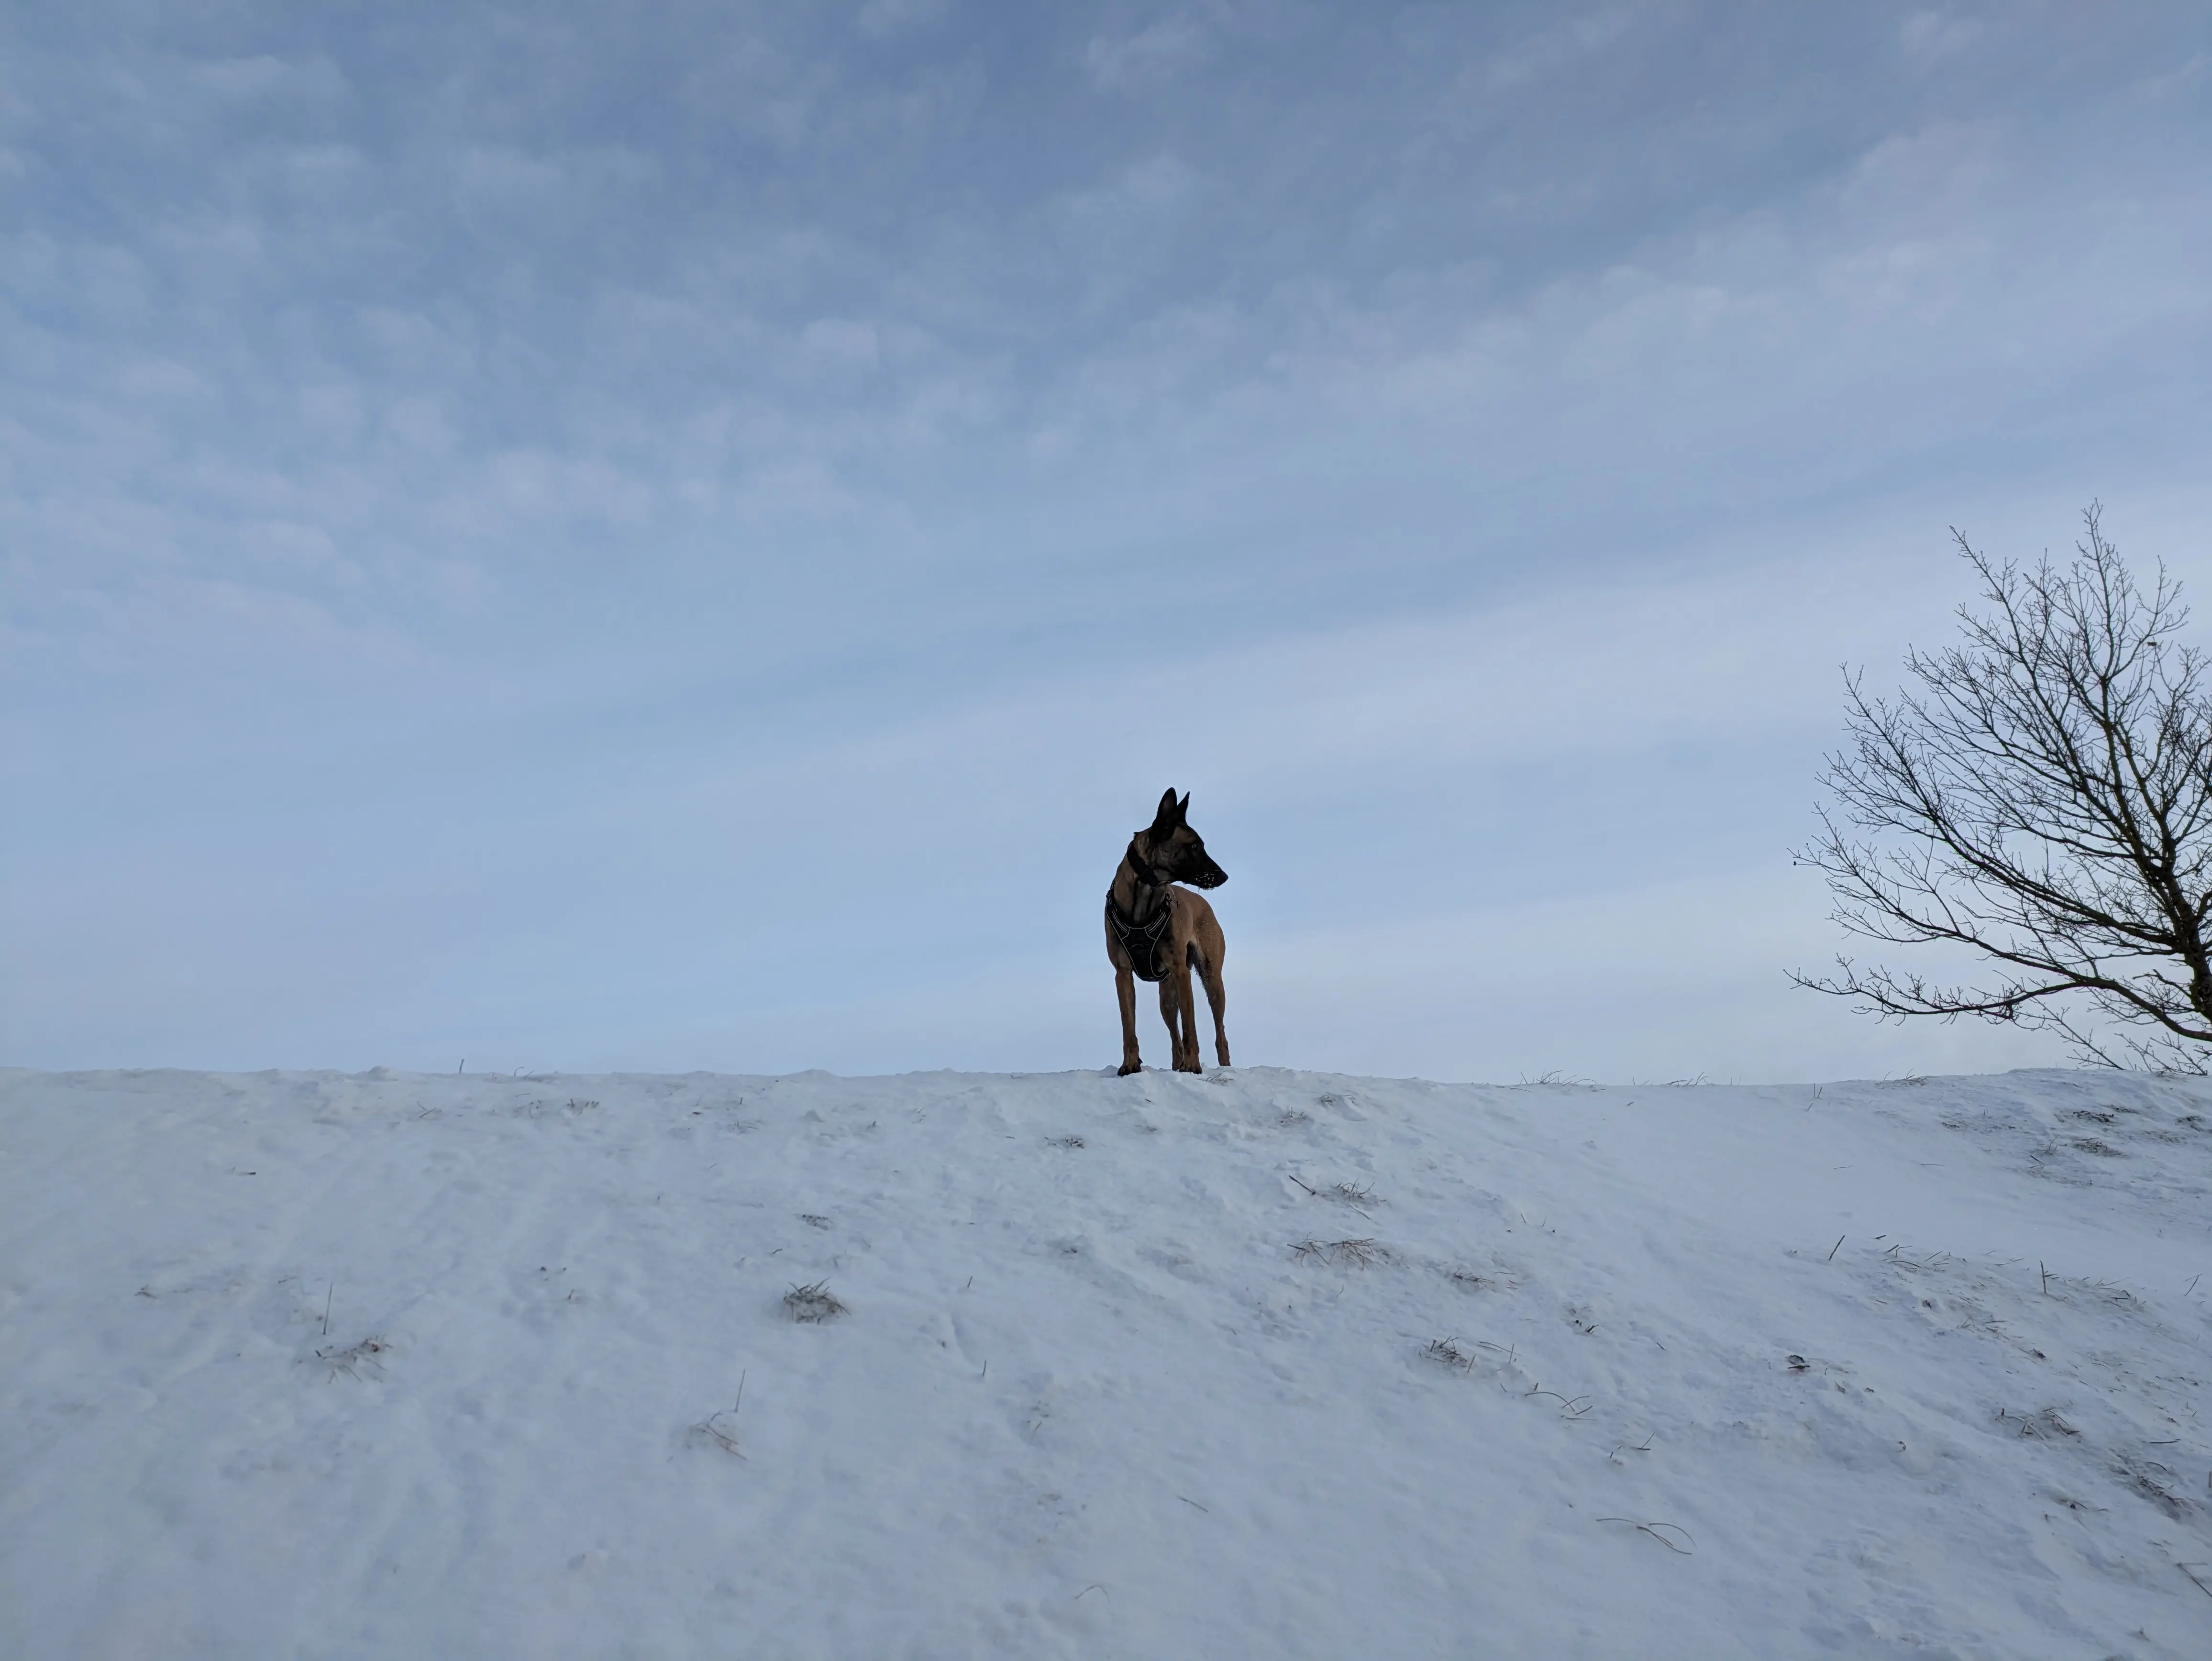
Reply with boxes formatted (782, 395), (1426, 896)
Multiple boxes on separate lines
(1106, 845), (1177, 981)
(1106, 895), (1175, 982)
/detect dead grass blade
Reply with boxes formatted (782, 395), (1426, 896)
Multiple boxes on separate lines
(1597, 1517), (1695, 1554)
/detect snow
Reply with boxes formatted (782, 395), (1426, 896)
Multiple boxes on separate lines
(2, 1063), (2208, 1659)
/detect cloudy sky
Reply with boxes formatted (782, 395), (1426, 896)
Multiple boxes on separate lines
(5, 2), (2209, 1082)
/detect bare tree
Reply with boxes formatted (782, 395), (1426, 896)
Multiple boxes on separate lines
(1794, 505), (2212, 1070)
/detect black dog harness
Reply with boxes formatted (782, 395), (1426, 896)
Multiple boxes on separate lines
(1106, 844), (1177, 982)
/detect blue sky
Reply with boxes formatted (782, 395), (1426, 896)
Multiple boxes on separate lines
(5, 2), (2209, 1081)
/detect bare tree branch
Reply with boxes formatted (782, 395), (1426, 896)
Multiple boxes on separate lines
(1793, 505), (2212, 1071)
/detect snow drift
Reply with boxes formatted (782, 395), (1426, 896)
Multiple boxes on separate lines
(2, 1064), (2208, 1658)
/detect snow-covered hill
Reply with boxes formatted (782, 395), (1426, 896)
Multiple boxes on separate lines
(2, 1064), (2208, 1658)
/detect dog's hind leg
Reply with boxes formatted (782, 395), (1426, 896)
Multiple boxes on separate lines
(1156, 978), (1187, 1071)
(1199, 953), (1229, 1067)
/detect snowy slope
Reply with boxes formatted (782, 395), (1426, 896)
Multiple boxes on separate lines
(2, 1064), (2208, 1660)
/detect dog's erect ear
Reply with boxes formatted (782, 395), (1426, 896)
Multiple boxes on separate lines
(1178, 791), (1191, 819)
(1151, 788), (1181, 834)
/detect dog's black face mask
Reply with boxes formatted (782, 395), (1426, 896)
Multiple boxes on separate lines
(1134, 788), (1227, 889)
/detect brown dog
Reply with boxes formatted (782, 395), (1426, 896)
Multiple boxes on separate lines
(1105, 789), (1230, 1075)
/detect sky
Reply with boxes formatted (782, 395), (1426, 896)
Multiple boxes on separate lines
(4, 1), (2210, 1084)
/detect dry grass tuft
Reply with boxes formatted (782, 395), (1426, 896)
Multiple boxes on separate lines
(2119, 1457), (2190, 1517)
(1997, 1406), (2079, 1440)
(1291, 1237), (1384, 1269)
(1424, 1337), (1474, 1371)
(1287, 1174), (1379, 1209)
(784, 1281), (848, 1322)
(689, 1413), (745, 1456)
(689, 1371), (747, 1457)
(1446, 1266), (1508, 1293)
(311, 1337), (389, 1381)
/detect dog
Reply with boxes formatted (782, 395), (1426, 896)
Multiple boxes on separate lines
(1105, 788), (1229, 1075)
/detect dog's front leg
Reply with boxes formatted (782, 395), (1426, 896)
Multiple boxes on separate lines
(1116, 964), (1143, 1075)
(1166, 965), (1201, 1073)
